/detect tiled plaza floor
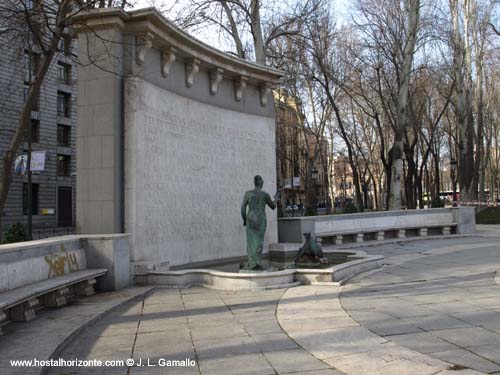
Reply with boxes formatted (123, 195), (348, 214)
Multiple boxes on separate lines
(8, 226), (500, 375)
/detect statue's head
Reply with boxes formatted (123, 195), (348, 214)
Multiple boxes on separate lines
(303, 232), (311, 239)
(254, 175), (264, 188)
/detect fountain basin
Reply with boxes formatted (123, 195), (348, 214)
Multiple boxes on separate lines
(134, 250), (384, 290)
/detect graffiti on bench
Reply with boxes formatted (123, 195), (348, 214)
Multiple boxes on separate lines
(44, 245), (79, 278)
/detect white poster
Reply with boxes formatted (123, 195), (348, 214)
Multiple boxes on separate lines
(31, 151), (46, 171)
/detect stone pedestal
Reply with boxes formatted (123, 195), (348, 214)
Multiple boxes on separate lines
(43, 287), (69, 307)
(74, 279), (96, 297)
(10, 298), (38, 322)
(335, 236), (343, 245)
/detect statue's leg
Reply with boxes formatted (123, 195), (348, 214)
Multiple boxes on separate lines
(254, 223), (266, 268)
(247, 227), (259, 269)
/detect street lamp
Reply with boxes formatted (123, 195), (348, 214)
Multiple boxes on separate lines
(361, 176), (368, 210)
(450, 158), (458, 207)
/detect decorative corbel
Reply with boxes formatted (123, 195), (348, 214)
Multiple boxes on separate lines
(259, 83), (272, 106)
(234, 76), (248, 101)
(136, 32), (154, 66)
(161, 47), (177, 77)
(209, 68), (224, 95)
(185, 58), (200, 87)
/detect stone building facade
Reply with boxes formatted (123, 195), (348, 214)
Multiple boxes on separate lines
(275, 90), (330, 213)
(0, 35), (77, 238)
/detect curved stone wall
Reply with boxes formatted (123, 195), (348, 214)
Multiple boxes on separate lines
(74, 8), (282, 267)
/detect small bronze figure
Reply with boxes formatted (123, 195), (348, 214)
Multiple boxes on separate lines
(295, 232), (326, 264)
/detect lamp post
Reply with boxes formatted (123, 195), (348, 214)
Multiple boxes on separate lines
(496, 176), (499, 206)
(312, 167), (319, 215)
(450, 158), (458, 207)
(361, 177), (368, 210)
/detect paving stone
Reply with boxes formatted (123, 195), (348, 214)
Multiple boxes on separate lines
(324, 344), (448, 375)
(263, 349), (330, 373)
(279, 370), (344, 375)
(278, 316), (358, 332)
(425, 301), (485, 314)
(134, 331), (192, 348)
(289, 327), (388, 359)
(191, 324), (248, 342)
(251, 332), (299, 352)
(366, 319), (423, 337)
(198, 353), (275, 375)
(387, 332), (458, 354)
(448, 310), (500, 326)
(466, 344), (500, 365)
(432, 349), (500, 374)
(401, 314), (473, 331)
(430, 327), (500, 348)
(195, 336), (261, 359)
(240, 318), (283, 334)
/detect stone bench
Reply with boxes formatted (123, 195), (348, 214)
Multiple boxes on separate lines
(317, 223), (456, 245)
(278, 207), (476, 245)
(0, 235), (131, 334)
(0, 268), (106, 328)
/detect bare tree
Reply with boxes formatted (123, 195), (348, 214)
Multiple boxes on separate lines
(170, 0), (322, 65)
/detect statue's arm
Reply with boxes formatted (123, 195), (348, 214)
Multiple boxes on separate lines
(241, 193), (248, 225)
(265, 192), (277, 210)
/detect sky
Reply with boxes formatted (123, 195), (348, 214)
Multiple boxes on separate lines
(131, 0), (352, 56)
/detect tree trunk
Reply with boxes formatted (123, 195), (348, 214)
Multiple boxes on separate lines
(250, 0), (266, 65)
(389, 0), (420, 210)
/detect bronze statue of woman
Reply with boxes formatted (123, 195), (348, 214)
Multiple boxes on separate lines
(241, 175), (279, 270)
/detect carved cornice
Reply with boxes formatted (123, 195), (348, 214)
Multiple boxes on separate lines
(161, 46), (177, 77)
(259, 83), (272, 106)
(234, 76), (248, 101)
(73, 7), (283, 86)
(209, 68), (224, 95)
(135, 32), (153, 65)
(185, 58), (200, 87)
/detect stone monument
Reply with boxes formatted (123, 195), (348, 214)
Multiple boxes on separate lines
(74, 8), (283, 269)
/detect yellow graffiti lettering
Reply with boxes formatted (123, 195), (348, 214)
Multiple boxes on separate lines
(45, 249), (79, 278)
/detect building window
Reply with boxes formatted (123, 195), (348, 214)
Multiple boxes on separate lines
(58, 36), (71, 56)
(23, 183), (39, 215)
(23, 85), (40, 111)
(25, 119), (40, 143)
(24, 50), (39, 83)
(57, 91), (70, 117)
(57, 125), (70, 147)
(24, 51), (40, 111)
(57, 62), (71, 85)
(57, 155), (71, 177)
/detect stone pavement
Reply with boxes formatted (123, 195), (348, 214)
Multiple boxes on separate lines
(338, 227), (500, 374)
(0, 286), (153, 375)
(48, 287), (342, 375)
(5, 226), (500, 375)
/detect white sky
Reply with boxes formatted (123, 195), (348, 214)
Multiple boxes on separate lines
(131, 0), (352, 55)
